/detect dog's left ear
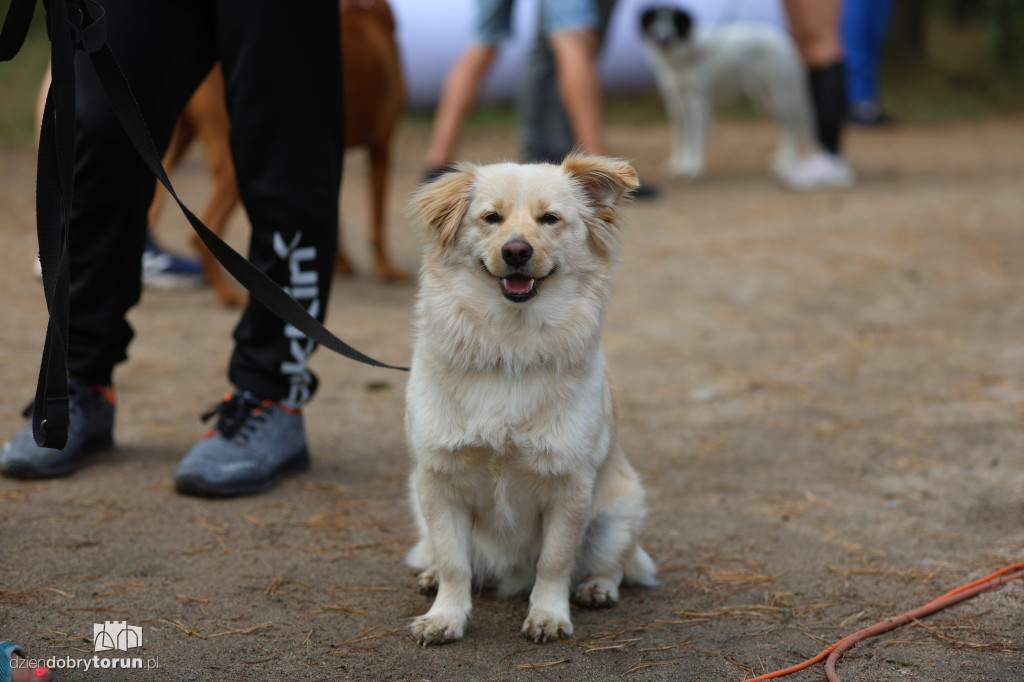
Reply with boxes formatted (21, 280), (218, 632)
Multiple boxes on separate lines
(563, 153), (639, 207)
(408, 164), (476, 249)
(562, 153), (639, 257)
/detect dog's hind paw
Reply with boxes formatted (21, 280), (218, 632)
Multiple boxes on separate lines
(411, 611), (466, 646)
(574, 578), (619, 608)
(416, 567), (439, 595)
(521, 609), (573, 643)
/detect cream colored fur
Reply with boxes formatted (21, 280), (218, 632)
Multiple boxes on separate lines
(404, 154), (656, 646)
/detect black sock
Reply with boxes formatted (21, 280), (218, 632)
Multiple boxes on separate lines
(808, 62), (846, 155)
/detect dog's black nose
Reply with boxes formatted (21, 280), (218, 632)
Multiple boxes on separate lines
(501, 240), (533, 267)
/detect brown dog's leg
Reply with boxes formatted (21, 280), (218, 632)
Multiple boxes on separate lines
(192, 128), (245, 307)
(147, 116), (196, 229)
(334, 216), (355, 276)
(186, 65), (247, 307)
(368, 140), (407, 281)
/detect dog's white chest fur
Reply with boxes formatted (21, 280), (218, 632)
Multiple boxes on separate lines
(407, 343), (611, 474)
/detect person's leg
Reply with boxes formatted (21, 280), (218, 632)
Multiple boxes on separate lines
(218, 0), (345, 406)
(783, 0), (845, 155)
(519, 25), (565, 163)
(548, 27), (605, 156)
(846, 0), (893, 123)
(68, 0), (217, 385)
(174, 0), (345, 497)
(842, 0), (871, 104)
(866, 0), (893, 102)
(2, 0), (216, 478)
(844, 0), (893, 103)
(520, 0), (616, 163)
(778, 0), (854, 190)
(424, 43), (500, 169)
(785, 0), (842, 67)
(424, 0), (512, 171)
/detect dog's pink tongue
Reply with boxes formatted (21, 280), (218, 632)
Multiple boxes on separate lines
(503, 275), (535, 294)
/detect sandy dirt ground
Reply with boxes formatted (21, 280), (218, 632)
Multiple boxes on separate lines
(2, 116), (1023, 681)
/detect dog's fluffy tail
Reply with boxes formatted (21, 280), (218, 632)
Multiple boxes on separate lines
(623, 544), (658, 586)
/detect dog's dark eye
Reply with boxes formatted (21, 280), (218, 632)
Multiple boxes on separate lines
(482, 212), (502, 225)
(539, 212), (560, 225)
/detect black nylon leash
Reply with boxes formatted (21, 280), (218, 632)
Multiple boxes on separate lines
(1, 0), (409, 450)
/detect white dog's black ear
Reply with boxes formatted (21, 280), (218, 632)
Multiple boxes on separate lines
(562, 153), (639, 259)
(408, 164), (476, 248)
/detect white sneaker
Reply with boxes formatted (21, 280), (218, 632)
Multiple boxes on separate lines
(777, 151), (855, 192)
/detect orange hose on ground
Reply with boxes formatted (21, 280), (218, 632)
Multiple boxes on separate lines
(737, 562), (1024, 682)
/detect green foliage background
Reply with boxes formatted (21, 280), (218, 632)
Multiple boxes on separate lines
(0, 5), (49, 147)
(925, 0), (1024, 70)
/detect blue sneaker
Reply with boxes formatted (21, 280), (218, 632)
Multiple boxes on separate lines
(142, 235), (205, 291)
(174, 392), (310, 497)
(0, 377), (115, 478)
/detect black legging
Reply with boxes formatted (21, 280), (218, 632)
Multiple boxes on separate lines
(66, 0), (345, 406)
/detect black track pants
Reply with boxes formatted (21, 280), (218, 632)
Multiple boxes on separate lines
(66, 0), (345, 406)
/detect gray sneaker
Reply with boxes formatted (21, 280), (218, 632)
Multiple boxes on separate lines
(174, 391), (310, 497)
(0, 377), (115, 478)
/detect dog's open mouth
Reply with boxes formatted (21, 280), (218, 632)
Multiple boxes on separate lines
(492, 267), (555, 303)
(501, 274), (537, 302)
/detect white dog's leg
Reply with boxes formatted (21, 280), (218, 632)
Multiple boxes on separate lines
(660, 80), (708, 180)
(769, 99), (808, 172)
(759, 75), (813, 173)
(521, 483), (590, 643)
(675, 96), (710, 179)
(659, 80), (691, 176)
(410, 468), (474, 646)
(405, 475), (440, 594)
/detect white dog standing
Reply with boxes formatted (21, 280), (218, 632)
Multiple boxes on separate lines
(640, 4), (814, 179)
(404, 154), (657, 646)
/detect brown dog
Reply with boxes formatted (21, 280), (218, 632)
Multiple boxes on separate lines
(148, 0), (407, 307)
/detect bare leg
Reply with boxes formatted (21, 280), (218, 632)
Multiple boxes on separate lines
(36, 65), (51, 135)
(778, 0), (853, 190)
(783, 0), (842, 66)
(548, 28), (606, 156)
(423, 43), (499, 169)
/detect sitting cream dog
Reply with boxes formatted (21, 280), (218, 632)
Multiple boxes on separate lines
(404, 154), (657, 645)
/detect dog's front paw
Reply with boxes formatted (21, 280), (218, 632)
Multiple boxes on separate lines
(411, 610), (467, 646)
(666, 155), (703, 180)
(668, 163), (703, 180)
(521, 608), (573, 643)
(574, 578), (619, 608)
(416, 566), (439, 596)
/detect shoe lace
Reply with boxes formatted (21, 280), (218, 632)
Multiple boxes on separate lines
(202, 392), (269, 440)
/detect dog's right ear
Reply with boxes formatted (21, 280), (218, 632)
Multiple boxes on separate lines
(408, 165), (476, 248)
